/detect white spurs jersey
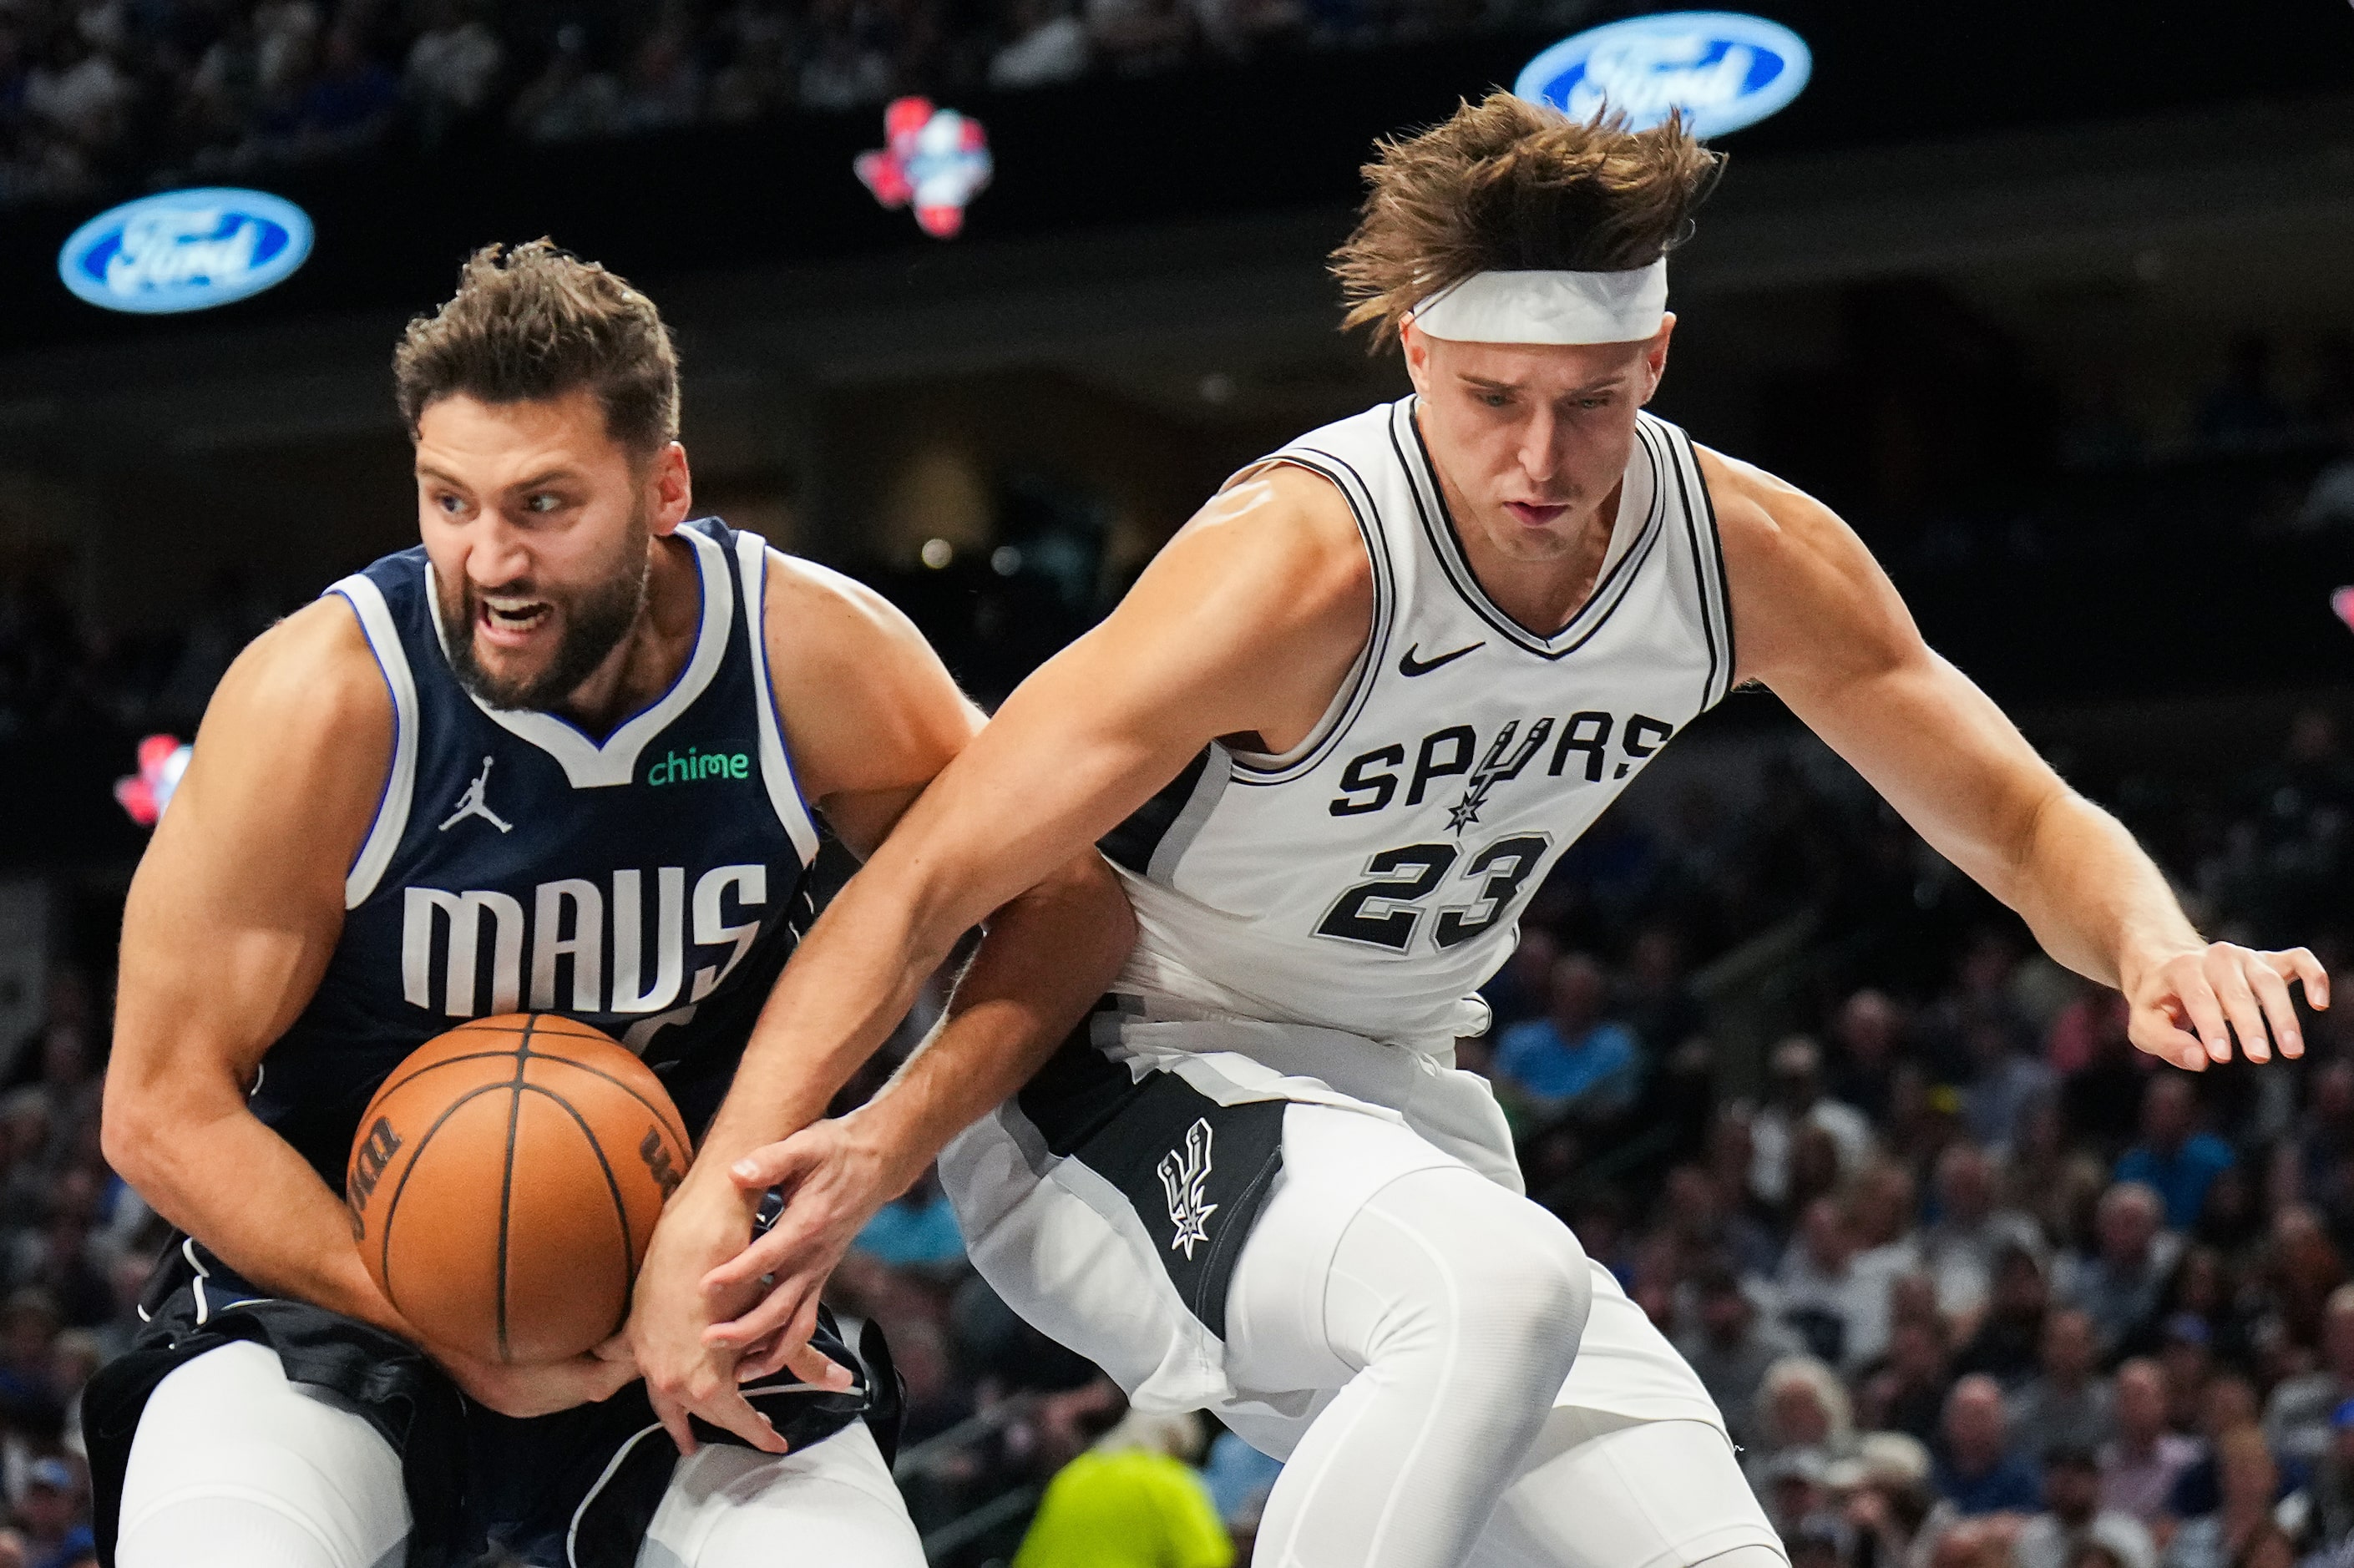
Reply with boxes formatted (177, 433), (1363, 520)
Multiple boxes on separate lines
(1098, 395), (1736, 1048)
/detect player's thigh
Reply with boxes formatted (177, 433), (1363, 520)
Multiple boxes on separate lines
(1466, 1413), (1782, 1568)
(117, 1338), (409, 1568)
(637, 1420), (924, 1568)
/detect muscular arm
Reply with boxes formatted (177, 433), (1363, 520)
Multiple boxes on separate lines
(1706, 446), (2326, 1068)
(104, 601), (397, 1327)
(630, 485), (1374, 1449)
(102, 601), (635, 1414)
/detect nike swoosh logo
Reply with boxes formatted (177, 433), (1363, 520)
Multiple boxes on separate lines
(1398, 641), (1484, 677)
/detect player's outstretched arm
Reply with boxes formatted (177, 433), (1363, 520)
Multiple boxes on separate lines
(629, 481), (1374, 1452)
(101, 600), (635, 1419)
(1703, 447), (2327, 1070)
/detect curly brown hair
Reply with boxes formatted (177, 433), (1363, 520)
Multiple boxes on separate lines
(1332, 93), (1724, 352)
(392, 239), (680, 458)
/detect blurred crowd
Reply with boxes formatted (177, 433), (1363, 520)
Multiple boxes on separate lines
(0, 0), (1590, 206)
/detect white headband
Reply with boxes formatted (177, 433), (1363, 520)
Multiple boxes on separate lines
(1410, 260), (1668, 345)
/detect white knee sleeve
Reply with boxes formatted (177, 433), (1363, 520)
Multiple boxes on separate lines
(117, 1340), (409, 1568)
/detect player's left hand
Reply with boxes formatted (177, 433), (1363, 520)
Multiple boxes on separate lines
(629, 1170), (853, 1457)
(699, 1113), (900, 1380)
(2124, 940), (2329, 1070)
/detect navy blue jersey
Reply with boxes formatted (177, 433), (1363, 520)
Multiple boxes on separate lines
(252, 518), (821, 1187)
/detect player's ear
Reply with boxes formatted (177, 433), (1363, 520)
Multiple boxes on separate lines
(648, 440), (692, 532)
(1401, 317), (1433, 394)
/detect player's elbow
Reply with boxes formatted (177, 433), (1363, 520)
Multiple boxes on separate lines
(99, 1082), (160, 1190)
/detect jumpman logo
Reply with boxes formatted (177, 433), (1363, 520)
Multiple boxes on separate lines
(438, 756), (514, 834)
(1157, 1119), (1219, 1261)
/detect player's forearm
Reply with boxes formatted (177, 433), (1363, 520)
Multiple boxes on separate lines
(2002, 788), (2204, 990)
(104, 1090), (408, 1337)
(848, 852), (1135, 1193)
(693, 854), (977, 1172)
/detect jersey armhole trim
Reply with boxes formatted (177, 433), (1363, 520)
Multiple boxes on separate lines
(325, 574), (418, 909)
(1662, 424), (1735, 709)
(734, 533), (823, 867)
(1224, 450), (1395, 784)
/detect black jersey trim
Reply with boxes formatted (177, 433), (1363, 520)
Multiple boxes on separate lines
(1391, 399), (1667, 662)
(1223, 449), (1395, 787)
(1101, 746), (1213, 876)
(1693, 433), (1739, 699)
(1662, 426), (1723, 711)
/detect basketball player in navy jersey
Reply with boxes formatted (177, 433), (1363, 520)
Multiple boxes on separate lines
(89, 242), (1131, 1566)
(629, 99), (2330, 1568)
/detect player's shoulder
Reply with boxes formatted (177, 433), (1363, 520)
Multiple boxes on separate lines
(207, 594), (391, 740)
(1150, 458), (1374, 624)
(757, 547), (933, 667)
(1691, 442), (1870, 587)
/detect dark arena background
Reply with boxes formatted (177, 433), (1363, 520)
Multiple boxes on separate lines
(3, 2), (2354, 1564)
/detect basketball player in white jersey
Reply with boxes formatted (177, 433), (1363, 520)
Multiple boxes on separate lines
(630, 99), (2327, 1567)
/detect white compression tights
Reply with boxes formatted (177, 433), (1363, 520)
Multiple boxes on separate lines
(1223, 1158), (1595, 1568)
(114, 1338), (924, 1568)
(1220, 1110), (1784, 1568)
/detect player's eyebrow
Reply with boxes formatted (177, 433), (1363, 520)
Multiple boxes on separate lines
(1457, 372), (1625, 397)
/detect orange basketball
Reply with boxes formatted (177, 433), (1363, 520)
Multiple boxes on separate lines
(345, 1014), (692, 1364)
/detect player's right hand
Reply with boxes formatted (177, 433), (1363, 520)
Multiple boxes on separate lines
(433, 1331), (639, 1419)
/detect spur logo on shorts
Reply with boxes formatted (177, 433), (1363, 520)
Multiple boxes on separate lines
(1157, 1119), (1219, 1259)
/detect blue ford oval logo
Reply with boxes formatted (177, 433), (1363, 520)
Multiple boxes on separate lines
(1516, 11), (1811, 139)
(58, 188), (313, 314)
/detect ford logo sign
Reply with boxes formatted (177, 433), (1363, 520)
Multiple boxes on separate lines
(1516, 11), (1811, 139)
(58, 187), (313, 314)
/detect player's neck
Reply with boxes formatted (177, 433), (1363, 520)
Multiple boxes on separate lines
(549, 533), (700, 738)
(1444, 478), (1620, 638)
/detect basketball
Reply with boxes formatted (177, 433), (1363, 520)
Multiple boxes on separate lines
(345, 1014), (692, 1365)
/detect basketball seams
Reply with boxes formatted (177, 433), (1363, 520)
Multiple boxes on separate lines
(493, 1014), (539, 1363)
(515, 1083), (639, 1340)
(524, 1055), (691, 1156)
(375, 1081), (518, 1328)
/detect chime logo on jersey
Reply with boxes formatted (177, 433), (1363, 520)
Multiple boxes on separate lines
(1158, 1119), (1219, 1260)
(399, 863), (770, 1021)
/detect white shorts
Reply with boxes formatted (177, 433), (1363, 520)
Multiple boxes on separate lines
(940, 1006), (1729, 1429)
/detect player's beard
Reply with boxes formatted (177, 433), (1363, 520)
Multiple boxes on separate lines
(439, 513), (652, 715)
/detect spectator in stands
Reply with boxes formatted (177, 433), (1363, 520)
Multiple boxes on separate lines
(2011, 1308), (2119, 1458)
(1779, 1195), (1903, 1370)
(1751, 1036), (1876, 1210)
(2161, 1427), (2286, 1568)
(1830, 989), (1906, 1124)
(1617, 925), (1704, 1055)
(1934, 1373), (2043, 1515)
(1830, 1431), (1938, 1568)
(1674, 1265), (1799, 1446)
(402, 0), (504, 147)
(509, 23), (620, 140)
(2055, 1182), (2179, 1353)
(1953, 1243), (2055, 1388)
(1660, 1163), (1778, 1280)
(10, 1458), (86, 1568)
(1747, 1355), (1857, 1490)
(2117, 1078), (2236, 1233)
(1922, 1142), (2046, 1322)
(851, 1164), (966, 1272)
(1012, 1407), (1231, 1568)
(1492, 952), (1640, 1125)
(2281, 1399), (2354, 1560)
(2016, 1446), (2158, 1568)
(1857, 1313), (1953, 1444)
(2102, 1358), (2202, 1525)
(2267, 1283), (2354, 1466)
(1483, 928), (1558, 1033)
(990, 0), (1090, 87)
